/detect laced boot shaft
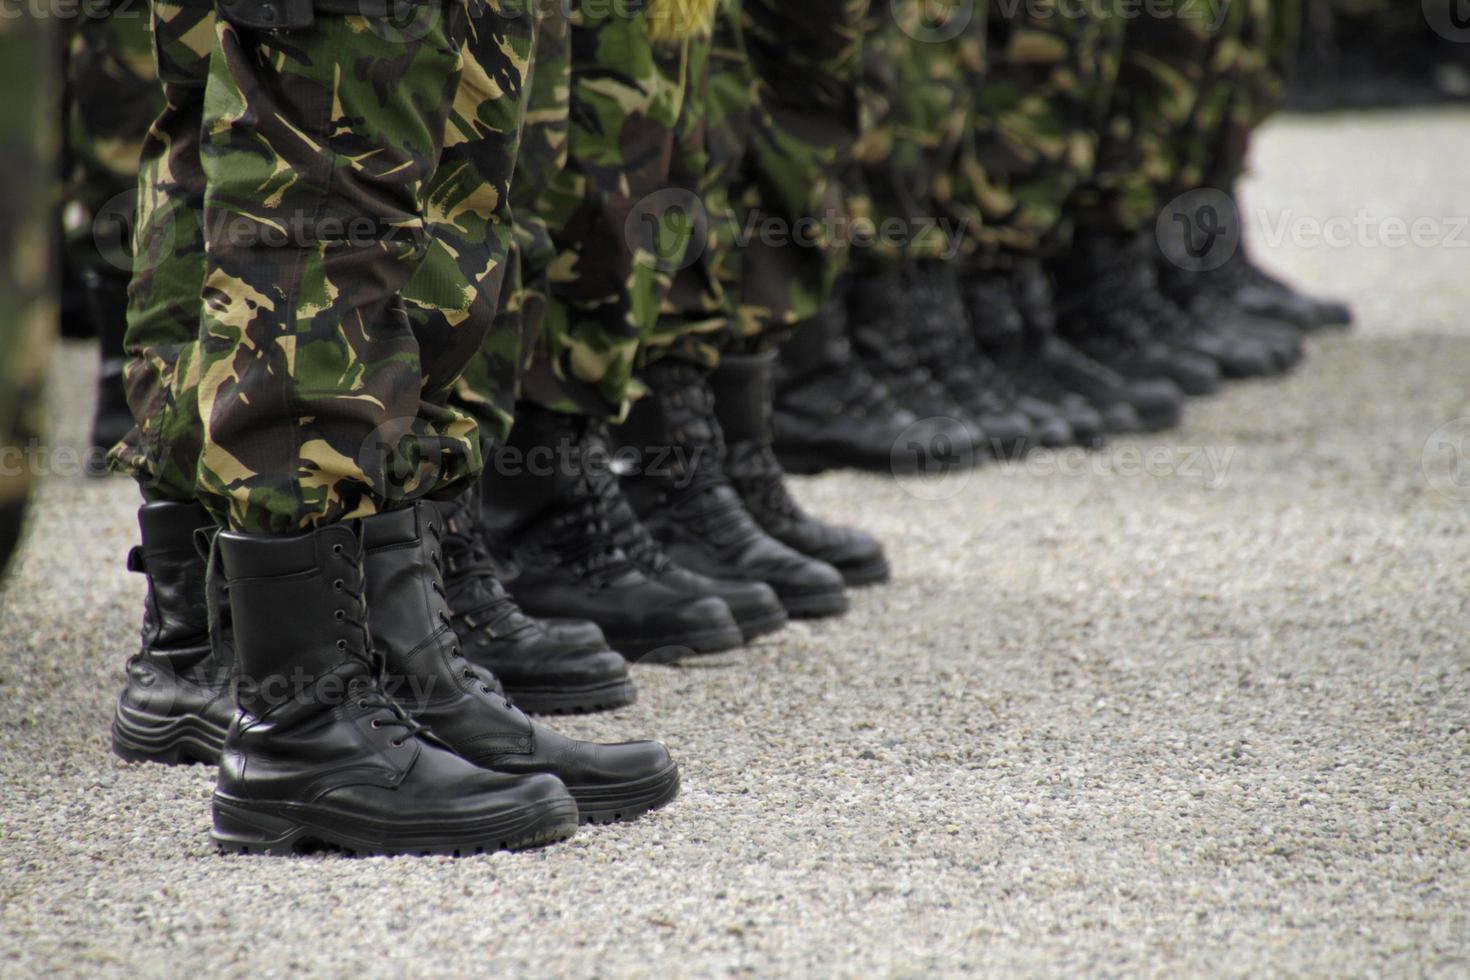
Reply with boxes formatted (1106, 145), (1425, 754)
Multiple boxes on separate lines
(713, 351), (890, 587)
(111, 501), (234, 766)
(362, 504), (680, 826)
(616, 359), (849, 619)
(483, 402), (742, 662)
(847, 264), (978, 425)
(433, 495), (634, 715)
(1054, 231), (1223, 396)
(772, 288), (976, 476)
(208, 521), (580, 857)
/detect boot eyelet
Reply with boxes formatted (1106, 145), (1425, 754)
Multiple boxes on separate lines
(332, 544), (344, 556)
(358, 699), (369, 709)
(333, 579), (344, 591)
(336, 640), (347, 651)
(334, 610), (345, 621)
(391, 739), (404, 748)
(371, 719), (382, 729)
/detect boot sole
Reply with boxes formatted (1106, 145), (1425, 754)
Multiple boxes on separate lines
(503, 677), (638, 716)
(112, 706), (228, 767)
(569, 762), (681, 826)
(211, 794), (580, 857)
(778, 587), (850, 619)
(612, 623), (746, 664)
(737, 606), (789, 643)
(774, 447), (892, 477)
(835, 554), (891, 588)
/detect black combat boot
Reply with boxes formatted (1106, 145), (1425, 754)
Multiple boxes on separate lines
(1040, 333), (1184, 433)
(1055, 230), (1224, 396)
(588, 455), (790, 642)
(111, 501), (234, 765)
(210, 523), (580, 855)
(910, 260), (1073, 454)
(85, 269), (134, 472)
(712, 350), (890, 587)
(846, 265), (992, 453)
(998, 259), (1122, 442)
(615, 359), (850, 619)
(434, 493), (636, 715)
(1203, 246), (1351, 331)
(958, 267), (1104, 451)
(772, 290), (971, 475)
(1157, 259), (1306, 373)
(364, 505), (681, 824)
(483, 403), (743, 662)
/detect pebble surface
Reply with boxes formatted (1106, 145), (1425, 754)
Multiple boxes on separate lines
(2, 111), (1468, 977)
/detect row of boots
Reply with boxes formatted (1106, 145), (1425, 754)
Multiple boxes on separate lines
(771, 230), (1350, 474)
(111, 349), (890, 855)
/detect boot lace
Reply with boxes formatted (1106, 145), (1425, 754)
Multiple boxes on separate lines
(332, 567), (429, 747)
(425, 519), (511, 703)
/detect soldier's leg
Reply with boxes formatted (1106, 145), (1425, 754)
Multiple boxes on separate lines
(688, 0), (892, 588)
(0, 12), (57, 582)
(61, 3), (161, 465)
(948, 1), (1175, 437)
(610, 1), (853, 622)
(183, 0), (649, 855)
(479, 1), (752, 663)
(429, 3), (641, 717)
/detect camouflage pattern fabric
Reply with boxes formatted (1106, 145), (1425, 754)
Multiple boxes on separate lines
(192, 0), (532, 533)
(845, 0), (985, 273)
(650, 0), (868, 363)
(515, 0), (706, 422)
(60, 1), (160, 276)
(509, 0), (865, 425)
(1070, 0), (1296, 234)
(453, 0), (570, 444)
(111, 0), (215, 504)
(957, 0), (1121, 263)
(0, 12), (57, 579)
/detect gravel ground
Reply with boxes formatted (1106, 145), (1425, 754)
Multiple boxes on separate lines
(2, 110), (1468, 978)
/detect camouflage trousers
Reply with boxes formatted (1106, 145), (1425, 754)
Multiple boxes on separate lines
(957, 0), (1122, 263)
(655, 0), (867, 361)
(1071, 0), (1299, 234)
(847, 0), (986, 271)
(506, 0), (864, 425)
(512, 0), (707, 422)
(1, 13), (58, 578)
(61, 0), (160, 278)
(116, 0), (533, 533)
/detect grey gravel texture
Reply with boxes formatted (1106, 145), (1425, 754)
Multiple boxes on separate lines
(2, 110), (1469, 978)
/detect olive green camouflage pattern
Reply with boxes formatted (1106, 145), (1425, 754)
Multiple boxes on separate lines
(957, 0), (1122, 262)
(1071, 0), (1298, 234)
(193, 2), (532, 533)
(453, 0), (570, 443)
(651, 0), (868, 363)
(1, 12), (57, 578)
(847, 0), (985, 271)
(510, 0), (864, 422)
(111, 0), (215, 504)
(61, 1), (160, 276)
(516, 0), (707, 422)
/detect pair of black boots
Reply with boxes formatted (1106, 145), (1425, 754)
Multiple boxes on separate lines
(772, 261), (1177, 472)
(113, 500), (679, 855)
(772, 231), (1350, 473)
(479, 352), (889, 666)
